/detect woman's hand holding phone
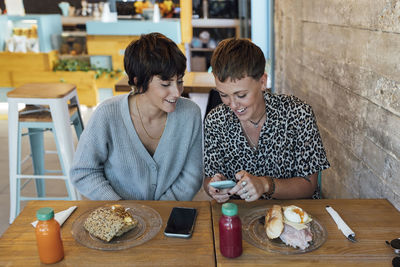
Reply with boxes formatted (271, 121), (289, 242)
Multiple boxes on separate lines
(208, 173), (232, 203)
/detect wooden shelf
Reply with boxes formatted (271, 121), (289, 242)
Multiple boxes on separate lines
(191, 18), (240, 28)
(58, 54), (90, 60)
(61, 16), (95, 26)
(190, 48), (214, 52)
(189, 19), (240, 71)
(62, 31), (87, 37)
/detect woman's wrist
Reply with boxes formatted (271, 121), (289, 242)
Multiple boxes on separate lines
(263, 176), (275, 196)
(267, 177), (275, 196)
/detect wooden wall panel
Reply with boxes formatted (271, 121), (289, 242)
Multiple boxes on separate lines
(87, 35), (139, 71)
(0, 50), (57, 72)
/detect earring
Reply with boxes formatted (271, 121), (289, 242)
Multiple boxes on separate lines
(130, 85), (139, 94)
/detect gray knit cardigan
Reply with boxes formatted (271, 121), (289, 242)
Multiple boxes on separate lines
(70, 94), (203, 200)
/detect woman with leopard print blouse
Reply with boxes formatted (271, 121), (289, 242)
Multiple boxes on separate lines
(204, 38), (330, 203)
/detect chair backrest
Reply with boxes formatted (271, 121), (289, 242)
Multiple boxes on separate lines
(318, 171), (322, 197)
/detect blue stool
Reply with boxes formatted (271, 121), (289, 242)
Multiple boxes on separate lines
(8, 83), (84, 223)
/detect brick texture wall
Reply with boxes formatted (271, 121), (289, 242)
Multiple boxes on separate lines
(274, 0), (400, 209)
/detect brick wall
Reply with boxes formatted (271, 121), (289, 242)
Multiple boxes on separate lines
(274, 0), (400, 209)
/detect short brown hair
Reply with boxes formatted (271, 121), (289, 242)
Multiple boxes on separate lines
(124, 32), (186, 94)
(211, 38), (265, 82)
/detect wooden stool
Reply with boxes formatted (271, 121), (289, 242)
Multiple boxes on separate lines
(7, 83), (84, 224)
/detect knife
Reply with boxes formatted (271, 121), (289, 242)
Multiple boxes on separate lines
(325, 205), (357, 242)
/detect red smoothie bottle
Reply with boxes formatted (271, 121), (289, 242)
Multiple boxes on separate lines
(219, 203), (242, 258)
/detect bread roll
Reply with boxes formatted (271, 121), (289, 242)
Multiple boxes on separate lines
(265, 204), (284, 239)
(84, 204), (138, 242)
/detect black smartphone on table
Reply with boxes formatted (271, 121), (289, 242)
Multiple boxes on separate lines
(164, 207), (197, 238)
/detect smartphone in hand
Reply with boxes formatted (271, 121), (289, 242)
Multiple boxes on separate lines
(209, 180), (236, 189)
(164, 207), (197, 238)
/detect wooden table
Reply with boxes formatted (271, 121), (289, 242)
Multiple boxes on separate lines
(0, 200), (215, 267)
(212, 199), (400, 267)
(115, 72), (216, 94)
(3, 199), (399, 266)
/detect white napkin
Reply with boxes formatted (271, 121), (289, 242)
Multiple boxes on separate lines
(325, 205), (355, 238)
(31, 206), (77, 228)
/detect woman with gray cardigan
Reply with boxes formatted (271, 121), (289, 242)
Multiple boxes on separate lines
(70, 33), (203, 201)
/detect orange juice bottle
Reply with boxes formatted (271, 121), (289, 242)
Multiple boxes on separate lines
(35, 207), (64, 264)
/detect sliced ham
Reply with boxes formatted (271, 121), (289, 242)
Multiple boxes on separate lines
(279, 223), (313, 250)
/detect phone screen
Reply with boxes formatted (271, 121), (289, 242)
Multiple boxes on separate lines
(164, 207), (197, 238)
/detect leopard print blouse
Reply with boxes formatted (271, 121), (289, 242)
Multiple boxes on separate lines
(204, 92), (330, 199)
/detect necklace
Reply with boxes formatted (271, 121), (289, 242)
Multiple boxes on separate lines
(241, 124), (257, 148)
(249, 109), (267, 128)
(135, 96), (163, 140)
